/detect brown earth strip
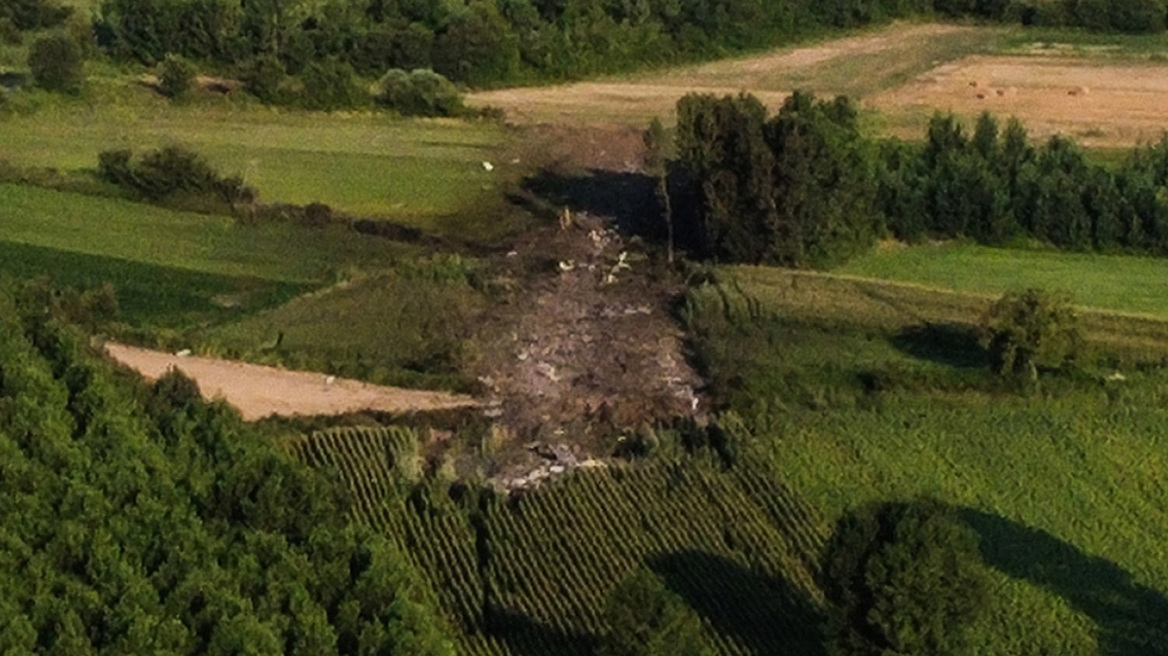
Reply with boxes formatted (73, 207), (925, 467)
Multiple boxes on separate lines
(104, 342), (479, 421)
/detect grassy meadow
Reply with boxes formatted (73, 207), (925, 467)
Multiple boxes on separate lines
(684, 267), (1168, 655)
(837, 241), (1168, 318)
(0, 98), (517, 233)
(209, 263), (488, 390)
(0, 183), (419, 330)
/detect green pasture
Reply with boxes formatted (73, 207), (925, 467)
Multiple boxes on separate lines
(0, 184), (410, 281)
(0, 240), (307, 329)
(837, 241), (1168, 318)
(209, 263), (486, 390)
(687, 269), (1168, 655)
(0, 184), (419, 330)
(0, 102), (514, 229)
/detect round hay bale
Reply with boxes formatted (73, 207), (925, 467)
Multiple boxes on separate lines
(976, 92), (986, 99)
(995, 88), (1006, 97)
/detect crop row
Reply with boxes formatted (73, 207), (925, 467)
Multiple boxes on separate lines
(290, 426), (830, 655)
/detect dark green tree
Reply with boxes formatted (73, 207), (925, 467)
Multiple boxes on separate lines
(643, 117), (675, 263)
(980, 288), (1084, 379)
(822, 500), (993, 656)
(159, 52), (196, 98)
(765, 91), (879, 266)
(596, 568), (711, 656)
(28, 32), (84, 93)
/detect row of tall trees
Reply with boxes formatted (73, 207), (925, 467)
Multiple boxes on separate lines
(669, 92), (1168, 265)
(89, 0), (1168, 93)
(0, 280), (455, 655)
(881, 112), (1168, 254)
(672, 91), (880, 267)
(84, 0), (975, 91)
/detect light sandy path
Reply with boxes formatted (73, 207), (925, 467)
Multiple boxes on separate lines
(467, 23), (969, 124)
(105, 343), (479, 421)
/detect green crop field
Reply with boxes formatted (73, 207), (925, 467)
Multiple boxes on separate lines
(836, 242), (1168, 318)
(289, 426), (833, 656)
(678, 267), (1168, 655)
(0, 101), (515, 230)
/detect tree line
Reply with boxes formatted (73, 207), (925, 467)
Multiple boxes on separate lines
(668, 91), (1168, 266)
(86, 0), (1168, 96)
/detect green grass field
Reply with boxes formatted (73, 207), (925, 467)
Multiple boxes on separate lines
(836, 241), (1168, 317)
(0, 183), (418, 329)
(0, 99), (515, 229)
(685, 268), (1168, 655)
(1, 184), (410, 281)
(210, 264), (487, 390)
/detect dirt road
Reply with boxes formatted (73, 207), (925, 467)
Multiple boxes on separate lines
(466, 23), (972, 125)
(105, 343), (479, 421)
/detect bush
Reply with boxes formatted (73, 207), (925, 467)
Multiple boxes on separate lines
(0, 0), (71, 30)
(597, 569), (711, 656)
(298, 57), (366, 111)
(158, 53), (196, 99)
(242, 53), (286, 104)
(302, 202), (333, 228)
(28, 32), (83, 93)
(375, 68), (465, 117)
(822, 500), (993, 656)
(980, 288), (1084, 378)
(97, 146), (254, 208)
(0, 18), (22, 45)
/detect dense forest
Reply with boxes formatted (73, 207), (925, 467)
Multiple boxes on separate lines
(7, 0), (1168, 104)
(668, 91), (1168, 266)
(0, 280), (455, 654)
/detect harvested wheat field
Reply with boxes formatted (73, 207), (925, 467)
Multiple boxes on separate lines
(871, 54), (1168, 146)
(105, 343), (479, 421)
(469, 23), (992, 125)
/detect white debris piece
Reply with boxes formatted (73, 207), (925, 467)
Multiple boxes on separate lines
(482, 161), (494, 171)
(175, 349), (192, 357)
(325, 375), (336, 385)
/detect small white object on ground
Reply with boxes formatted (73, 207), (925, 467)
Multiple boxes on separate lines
(482, 161), (494, 171)
(175, 349), (192, 357)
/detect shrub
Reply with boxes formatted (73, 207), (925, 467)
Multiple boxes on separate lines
(28, 32), (83, 93)
(0, 18), (22, 45)
(158, 53), (196, 99)
(980, 288), (1084, 378)
(299, 57), (365, 111)
(822, 500), (993, 656)
(302, 202), (333, 228)
(242, 53), (286, 104)
(375, 68), (465, 117)
(0, 0), (71, 30)
(97, 146), (254, 208)
(597, 569), (711, 656)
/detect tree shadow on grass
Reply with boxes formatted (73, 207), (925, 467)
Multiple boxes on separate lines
(962, 509), (1168, 656)
(890, 321), (988, 369)
(649, 550), (826, 656)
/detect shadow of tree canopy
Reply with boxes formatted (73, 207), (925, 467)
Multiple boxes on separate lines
(890, 321), (988, 369)
(521, 169), (662, 236)
(961, 509), (1168, 656)
(484, 602), (595, 656)
(648, 550), (827, 656)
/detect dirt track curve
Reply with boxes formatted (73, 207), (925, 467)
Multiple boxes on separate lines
(105, 343), (479, 421)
